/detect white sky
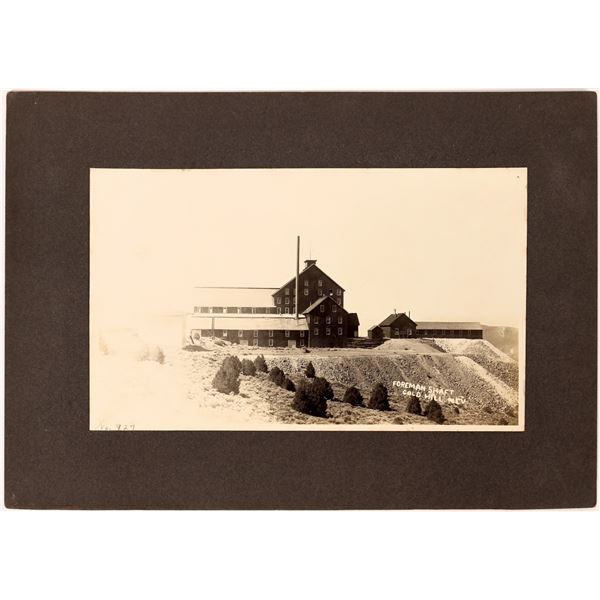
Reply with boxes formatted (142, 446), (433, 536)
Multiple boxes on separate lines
(91, 168), (527, 333)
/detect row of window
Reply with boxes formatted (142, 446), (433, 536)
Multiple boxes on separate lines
(311, 316), (343, 325)
(200, 327), (343, 338)
(239, 339), (306, 347)
(218, 330), (306, 338)
(194, 306), (277, 314)
(313, 327), (344, 336)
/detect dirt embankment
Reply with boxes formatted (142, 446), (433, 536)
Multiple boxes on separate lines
(178, 337), (519, 426)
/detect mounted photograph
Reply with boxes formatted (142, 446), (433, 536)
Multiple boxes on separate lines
(90, 167), (526, 430)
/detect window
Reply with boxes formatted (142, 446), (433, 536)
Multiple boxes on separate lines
(300, 340), (305, 347)
(318, 279), (323, 287)
(304, 280), (309, 287)
(277, 307), (281, 314)
(326, 327), (331, 335)
(338, 316), (343, 324)
(318, 289), (323, 296)
(338, 327), (343, 335)
(314, 327), (319, 335)
(320, 304), (325, 313)
(394, 328), (400, 335)
(200, 307), (209, 313)
(300, 331), (304, 338)
(332, 305), (337, 312)
(253, 339), (258, 346)
(238, 330), (244, 337)
(194, 306), (199, 313)
(269, 330), (273, 337)
(222, 330), (228, 337)
(326, 316), (331, 324)
(285, 307), (290, 314)
(336, 288), (342, 296)
(277, 297), (282, 305)
(251, 307), (256, 314)
(285, 330), (290, 337)
(285, 297), (290, 304)
(407, 329), (412, 336)
(304, 289), (309, 296)
(253, 330), (258, 338)
(268, 339), (273, 347)
(314, 316), (319, 324)
(285, 288), (290, 295)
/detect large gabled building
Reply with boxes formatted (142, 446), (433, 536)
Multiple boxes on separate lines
(186, 258), (358, 348)
(271, 259), (345, 315)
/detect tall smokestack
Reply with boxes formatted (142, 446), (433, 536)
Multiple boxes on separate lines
(295, 236), (300, 319)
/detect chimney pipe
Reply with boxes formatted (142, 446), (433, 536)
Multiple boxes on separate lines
(295, 236), (300, 320)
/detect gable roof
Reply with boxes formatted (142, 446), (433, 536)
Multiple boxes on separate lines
(416, 322), (482, 331)
(368, 325), (383, 332)
(379, 313), (417, 327)
(193, 287), (278, 308)
(302, 295), (346, 314)
(273, 263), (345, 296)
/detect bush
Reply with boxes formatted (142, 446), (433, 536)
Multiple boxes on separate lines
(241, 358), (256, 376)
(254, 354), (268, 373)
(222, 355), (242, 376)
(212, 366), (240, 394)
(312, 377), (334, 401)
(305, 361), (316, 378)
(424, 399), (445, 424)
(283, 377), (296, 392)
(211, 355), (242, 394)
(368, 383), (390, 411)
(343, 386), (364, 407)
(406, 395), (422, 415)
(156, 347), (165, 365)
(269, 366), (286, 387)
(293, 380), (327, 417)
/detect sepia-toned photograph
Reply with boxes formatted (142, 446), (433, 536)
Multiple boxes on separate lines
(90, 168), (526, 430)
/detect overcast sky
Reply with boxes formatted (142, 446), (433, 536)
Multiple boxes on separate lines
(91, 168), (526, 333)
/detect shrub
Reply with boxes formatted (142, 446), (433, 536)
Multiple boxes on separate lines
(293, 380), (327, 417)
(212, 366), (240, 394)
(254, 354), (268, 373)
(155, 347), (165, 365)
(343, 386), (364, 407)
(305, 361), (316, 378)
(368, 383), (390, 411)
(283, 377), (296, 392)
(241, 358), (256, 376)
(211, 355), (242, 394)
(269, 366), (286, 387)
(424, 399), (445, 424)
(312, 377), (334, 401)
(222, 355), (242, 376)
(406, 395), (422, 415)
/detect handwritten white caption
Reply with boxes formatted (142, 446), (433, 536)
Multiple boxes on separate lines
(392, 381), (466, 406)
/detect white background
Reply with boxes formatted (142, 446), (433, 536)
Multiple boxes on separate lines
(1, 1), (598, 599)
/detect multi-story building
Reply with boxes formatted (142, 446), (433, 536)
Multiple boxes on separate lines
(187, 259), (359, 348)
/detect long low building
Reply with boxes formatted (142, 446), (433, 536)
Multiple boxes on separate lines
(415, 322), (483, 339)
(368, 312), (483, 340)
(188, 315), (309, 347)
